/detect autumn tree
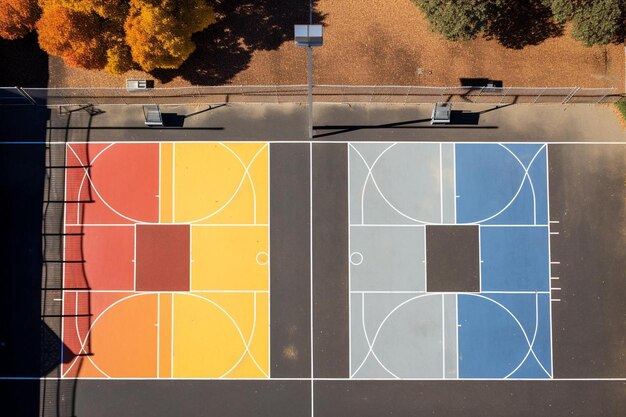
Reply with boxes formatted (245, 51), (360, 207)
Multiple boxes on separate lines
(124, 0), (215, 71)
(36, 4), (108, 69)
(542, 0), (624, 46)
(0, 0), (40, 39)
(413, 0), (503, 41)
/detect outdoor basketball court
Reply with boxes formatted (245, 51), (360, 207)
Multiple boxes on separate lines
(2, 136), (626, 417)
(62, 142), (269, 379)
(349, 142), (551, 379)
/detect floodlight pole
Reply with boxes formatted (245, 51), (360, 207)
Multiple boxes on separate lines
(295, 24), (322, 140)
(307, 46), (313, 139)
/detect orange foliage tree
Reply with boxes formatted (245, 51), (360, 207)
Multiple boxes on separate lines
(0, 0), (40, 40)
(124, 0), (215, 71)
(36, 4), (108, 69)
(1, 0), (215, 74)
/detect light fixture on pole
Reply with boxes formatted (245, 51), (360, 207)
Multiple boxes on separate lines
(294, 24), (323, 139)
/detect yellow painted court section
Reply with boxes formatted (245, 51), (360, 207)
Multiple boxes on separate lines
(169, 143), (268, 224)
(171, 292), (268, 378)
(191, 225), (269, 291)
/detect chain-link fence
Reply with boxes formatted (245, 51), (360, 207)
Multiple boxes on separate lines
(0, 85), (621, 106)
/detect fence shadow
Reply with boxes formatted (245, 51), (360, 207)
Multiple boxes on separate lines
(152, 0), (326, 84)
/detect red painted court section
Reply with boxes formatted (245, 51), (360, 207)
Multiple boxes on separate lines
(65, 143), (159, 225)
(135, 225), (190, 291)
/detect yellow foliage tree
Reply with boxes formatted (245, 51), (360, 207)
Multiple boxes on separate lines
(124, 0), (215, 71)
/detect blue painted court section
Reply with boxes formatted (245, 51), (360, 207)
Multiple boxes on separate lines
(458, 293), (552, 379)
(455, 144), (548, 225)
(480, 226), (550, 292)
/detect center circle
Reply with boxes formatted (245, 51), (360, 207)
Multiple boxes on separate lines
(350, 252), (364, 266)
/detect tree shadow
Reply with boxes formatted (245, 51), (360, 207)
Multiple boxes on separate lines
(151, 0), (325, 84)
(0, 32), (49, 87)
(484, 0), (564, 49)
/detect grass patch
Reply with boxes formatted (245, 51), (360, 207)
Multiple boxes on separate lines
(615, 98), (626, 122)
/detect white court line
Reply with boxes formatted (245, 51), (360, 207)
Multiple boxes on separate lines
(189, 226), (193, 290)
(349, 290), (550, 295)
(172, 143), (176, 222)
(347, 144), (352, 378)
(546, 144), (554, 378)
(309, 142), (314, 417)
(441, 294), (445, 379)
(478, 225), (482, 292)
(171, 293), (174, 378)
(133, 224), (137, 291)
(66, 223), (268, 227)
(65, 289), (268, 293)
(423, 225), (428, 291)
(267, 142), (271, 378)
(348, 223), (548, 228)
(453, 143), (457, 223)
(156, 293), (160, 378)
(439, 143), (443, 224)
(8, 376), (626, 381)
(158, 142), (161, 223)
(38, 140), (626, 145)
(60, 144), (69, 375)
(455, 293), (459, 379)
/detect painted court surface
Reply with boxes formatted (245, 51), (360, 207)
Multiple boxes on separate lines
(60, 141), (555, 381)
(62, 142), (269, 378)
(349, 143), (551, 379)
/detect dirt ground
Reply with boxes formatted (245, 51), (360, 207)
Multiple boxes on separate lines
(47, 0), (624, 91)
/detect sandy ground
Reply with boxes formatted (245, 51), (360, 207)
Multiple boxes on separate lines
(48, 0), (624, 91)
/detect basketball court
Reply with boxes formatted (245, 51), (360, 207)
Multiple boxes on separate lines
(2, 133), (626, 416)
(61, 142), (269, 379)
(349, 143), (551, 379)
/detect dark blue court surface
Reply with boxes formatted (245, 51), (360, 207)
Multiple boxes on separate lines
(458, 293), (552, 379)
(480, 226), (550, 292)
(456, 144), (547, 225)
(455, 143), (552, 379)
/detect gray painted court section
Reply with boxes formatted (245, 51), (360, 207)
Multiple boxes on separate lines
(443, 293), (458, 378)
(441, 143), (456, 223)
(350, 226), (425, 291)
(349, 143), (460, 379)
(270, 143), (311, 378)
(351, 292), (458, 379)
(349, 143), (455, 225)
(312, 143), (349, 378)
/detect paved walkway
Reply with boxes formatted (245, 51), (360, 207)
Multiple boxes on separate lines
(1, 102), (624, 142)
